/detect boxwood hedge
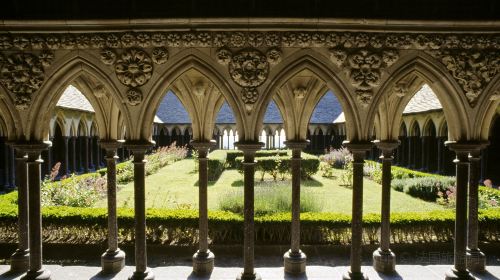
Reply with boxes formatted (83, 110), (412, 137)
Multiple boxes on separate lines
(1, 191), (499, 246)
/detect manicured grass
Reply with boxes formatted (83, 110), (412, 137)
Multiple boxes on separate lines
(96, 158), (445, 214)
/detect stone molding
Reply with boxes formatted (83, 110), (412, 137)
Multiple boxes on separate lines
(0, 32), (499, 51)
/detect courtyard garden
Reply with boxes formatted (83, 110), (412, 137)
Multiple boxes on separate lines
(0, 145), (499, 246)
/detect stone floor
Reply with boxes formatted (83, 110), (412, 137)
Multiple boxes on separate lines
(1, 264), (500, 280)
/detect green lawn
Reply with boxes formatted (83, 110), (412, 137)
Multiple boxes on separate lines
(96, 158), (445, 214)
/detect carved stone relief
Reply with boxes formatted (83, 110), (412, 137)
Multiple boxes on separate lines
(99, 48), (158, 106)
(430, 50), (500, 106)
(1, 32), (497, 50)
(329, 48), (399, 106)
(0, 51), (54, 110)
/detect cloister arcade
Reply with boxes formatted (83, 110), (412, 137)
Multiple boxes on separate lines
(0, 20), (499, 280)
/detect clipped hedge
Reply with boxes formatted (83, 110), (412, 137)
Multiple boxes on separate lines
(207, 150), (227, 181)
(1, 191), (499, 245)
(234, 152), (320, 179)
(225, 150), (288, 168)
(365, 160), (445, 180)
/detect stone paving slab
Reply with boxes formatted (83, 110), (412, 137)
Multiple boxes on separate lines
(1, 265), (500, 280)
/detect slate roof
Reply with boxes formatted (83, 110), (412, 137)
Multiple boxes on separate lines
(56, 85), (94, 112)
(403, 84), (442, 114)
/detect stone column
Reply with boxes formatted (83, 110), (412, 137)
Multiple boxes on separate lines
(9, 144), (15, 188)
(96, 138), (102, 169)
(445, 142), (474, 280)
(89, 136), (95, 170)
(343, 141), (372, 280)
(283, 141), (309, 275)
(126, 142), (154, 280)
(71, 136), (77, 173)
(83, 137), (90, 173)
(3, 139), (9, 189)
(46, 138), (54, 176)
(372, 140), (399, 273)
(437, 138), (444, 174)
(10, 147), (29, 272)
(20, 142), (51, 280)
(100, 141), (126, 273)
(466, 143), (488, 272)
(191, 140), (216, 275)
(235, 142), (264, 280)
(62, 136), (69, 176)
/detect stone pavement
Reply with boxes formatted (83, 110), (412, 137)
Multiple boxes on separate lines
(1, 264), (500, 280)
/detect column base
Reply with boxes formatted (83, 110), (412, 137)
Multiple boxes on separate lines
(128, 268), (154, 280)
(444, 268), (474, 280)
(466, 249), (486, 272)
(342, 270), (368, 280)
(283, 249), (307, 275)
(101, 249), (126, 274)
(20, 269), (51, 280)
(372, 248), (396, 273)
(236, 272), (262, 280)
(192, 250), (215, 275)
(10, 249), (30, 272)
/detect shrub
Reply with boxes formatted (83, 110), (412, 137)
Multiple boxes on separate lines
(479, 186), (500, 208)
(218, 186), (323, 216)
(320, 147), (351, 169)
(226, 150), (288, 168)
(41, 173), (106, 207)
(207, 150), (227, 181)
(392, 176), (456, 201)
(319, 161), (334, 178)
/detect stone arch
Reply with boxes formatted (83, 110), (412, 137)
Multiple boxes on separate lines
(139, 51), (243, 142)
(370, 53), (470, 141)
(399, 122), (408, 137)
(409, 119), (421, 137)
(28, 54), (130, 141)
(473, 73), (500, 140)
(0, 86), (22, 140)
(257, 51), (361, 142)
(422, 117), (437, 137)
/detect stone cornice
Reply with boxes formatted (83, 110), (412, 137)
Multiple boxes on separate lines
(1, 18), (500, 33)
(0, 31), (499, 51)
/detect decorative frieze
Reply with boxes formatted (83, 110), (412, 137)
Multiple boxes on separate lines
(0, 32), (498, 51)
(329, 48), (399, 106)
(0, 51), (54, 110)
(430, 50), (500, 106)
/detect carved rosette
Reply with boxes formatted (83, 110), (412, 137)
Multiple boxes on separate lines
(0, 51), (54, 110)
(100, 48), (155, 106)
(330, 48), (399, 106)
(430, 50), (500, 106)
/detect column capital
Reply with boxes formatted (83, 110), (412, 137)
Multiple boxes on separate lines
(100, 139), (124, 151)
(445, 140), (488, 158)
(190, 140), (216, 154)
(284, 140), (309, 151)
(235, 141), (264, 155)
(373, 140), (400, 152)
(12, 141), (50, 159)
(124, 140), (154, 153)
(343, 141), (372, 155)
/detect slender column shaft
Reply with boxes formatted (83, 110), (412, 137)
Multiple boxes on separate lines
(466, 145), (487, 272)
(380, 154), (392, 251)
(71, 137), (77, 173)
(10, 149), (29, 272)
(198, 153), (209, 253)
(127, 142), (154, 280)
(21, 143), (51, 280)
(290, 150), (301, 254)
(437, 138), (443, 174)
(134, 151), (147, 273)
(343, 142), (371, 280)
(89, 137), (94, 170)
(236, 142), (263, 280)
(9, 145), (15, 187)
(468, 153), (480, 251)
(106, 149), (119, 251)
(63, 137), (69, 176)
(3, 140), (9, 188)
(83, 137), (89, 173)
(445, 142), (474, 280)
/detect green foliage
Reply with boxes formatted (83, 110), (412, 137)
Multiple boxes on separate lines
(225, 150), (288, 168)
(218, 186), (323, 216)
(207, 150), (227, 181)
(319, 161), (334, 178)
(41, 173), (106, 207)
(391, 176), (456, 201)
(1, 190), (499, 245)
(478, 186), (500, 208)
(234, 152), (319, 180)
